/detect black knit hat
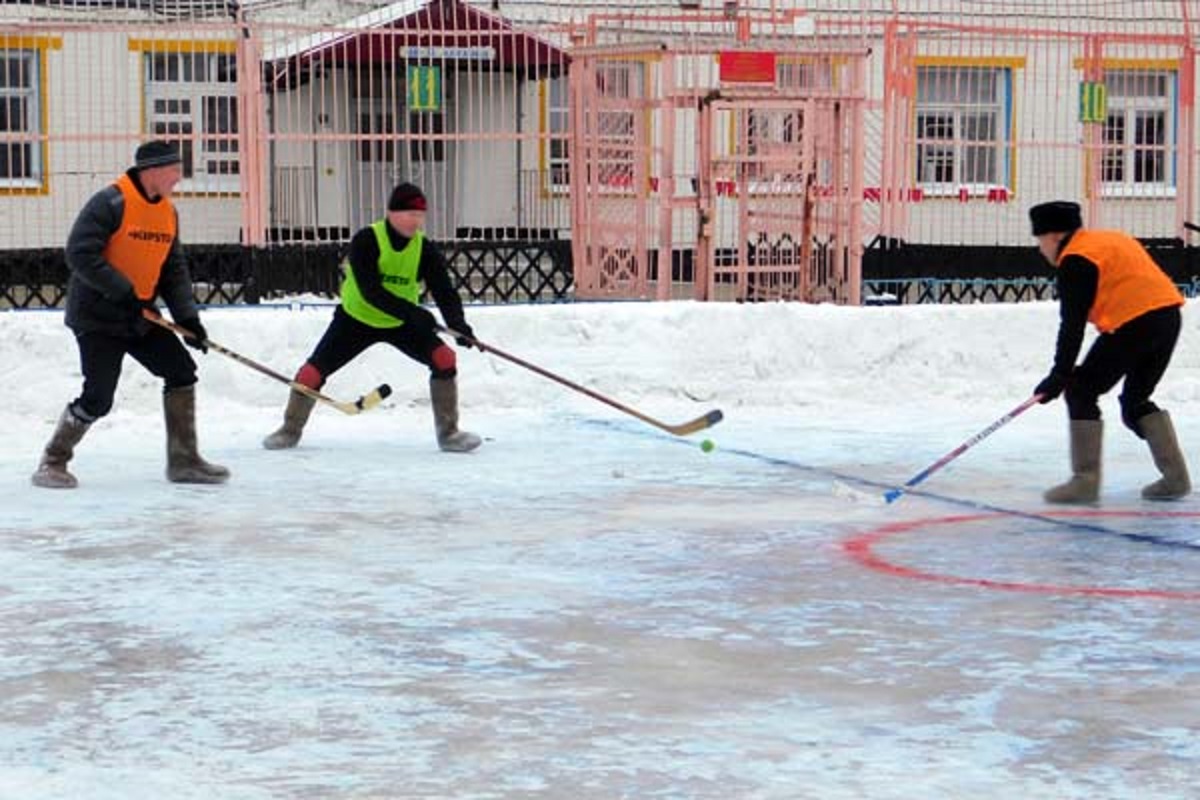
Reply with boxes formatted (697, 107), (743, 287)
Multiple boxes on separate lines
(388, 182), (427, 211)
(134, 140), (182, 170)
(1029, 201), (1083, 236)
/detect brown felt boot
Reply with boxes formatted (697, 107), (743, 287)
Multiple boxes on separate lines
(431, 377), (481, 453)
(1140, 410), (1191, 501)
(164, 385), (230, 484)
(263, 390), (317, 450)
(31, 405), (92, 489)
(1044, 419), (1102, 504)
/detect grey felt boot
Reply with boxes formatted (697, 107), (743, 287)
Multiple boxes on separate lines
(31, 405), (92, 489)
(164, 385), (230, 484)
(1044, 419), (1102, 504)
(1139, 410), (1191, 501)
(263, 390), (317, 450)
(431, 377), (481, 453)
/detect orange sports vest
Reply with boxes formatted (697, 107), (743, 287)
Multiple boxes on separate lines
(101, 173), (178, 300)
(1057, 229), (1183, 333)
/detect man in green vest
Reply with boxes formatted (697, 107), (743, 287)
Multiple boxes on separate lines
(263, 182), (481, 452)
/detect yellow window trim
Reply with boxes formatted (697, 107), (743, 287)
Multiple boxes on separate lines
(128, 38), (237, 54)
(0, 36), (61, 196)
(538, 79), (552, 197)
(0, 35), (63, 50)
(916, 56), (1026, 69)
(1072, 57), (1179, 71)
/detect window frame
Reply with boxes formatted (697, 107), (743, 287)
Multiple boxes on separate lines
(0, 36), (61, 195)
(539, 56), (655, 198)
(131, 38), (241, 197)
(1097, 65), (1178, 198)
(539, 75), (570, 195)
(911, 56), (1024, 199)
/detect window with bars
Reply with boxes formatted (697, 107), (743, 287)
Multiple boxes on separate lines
(144, 50), (239, 192)
(594, 60), (644, 192)
(914, 65), (1012, 193)
(0, 50), (42, 187)
(1101, 69), (1175, 194)
(540, 62), (646, 194)
(408, 111), (445, 163)
(544, 76), (569, 190)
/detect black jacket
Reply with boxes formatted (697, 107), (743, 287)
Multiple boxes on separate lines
(344, 222), (467, 329)
(64, 170), (199, 337)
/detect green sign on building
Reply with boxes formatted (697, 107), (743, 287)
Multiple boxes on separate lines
(407, 65), (442, 111)
(1079, 81), (1107, 123)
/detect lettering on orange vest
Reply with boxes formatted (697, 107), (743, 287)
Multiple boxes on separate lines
(101, 173), (178, 300)
(1057, 229), (1183, 333)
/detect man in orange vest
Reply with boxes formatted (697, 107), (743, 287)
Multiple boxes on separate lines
(1030, 200), (1189, 503)
(32, 140), (229, 488)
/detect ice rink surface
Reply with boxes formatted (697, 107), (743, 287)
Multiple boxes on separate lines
(3, 301), (1200, 798)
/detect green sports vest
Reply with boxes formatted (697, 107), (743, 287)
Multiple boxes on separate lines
(340, 222), (423, 328)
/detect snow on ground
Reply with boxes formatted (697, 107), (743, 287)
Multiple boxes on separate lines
(3, 300), (1200, 799)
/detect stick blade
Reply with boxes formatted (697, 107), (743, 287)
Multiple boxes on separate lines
(353, 383), (393, 412)
(665, 408), (724, 436)
(883, 489), (903, 504)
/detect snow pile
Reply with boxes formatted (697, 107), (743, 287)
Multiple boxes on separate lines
(3, 299), (1199, 427)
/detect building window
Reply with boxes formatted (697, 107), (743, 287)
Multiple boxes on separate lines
(408, 111), (445, 163)
(0, 49), (43, 188)
(543, 76), (569, 190)
(776, 58), (834, 92)
(1101, 69), (1175, 194)
(142, 48), (239, 193)
(540, 62), (648, 194)
(915, 64), (1013, 194)
(594, 60), (645, 192)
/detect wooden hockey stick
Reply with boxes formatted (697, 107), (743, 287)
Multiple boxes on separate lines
(145, 311), (391, 415)
(441, 326), (723, 437)
(884, 395), (1041, 504)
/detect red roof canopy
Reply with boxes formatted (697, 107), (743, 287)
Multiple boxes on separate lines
(274, 0), (568, 80)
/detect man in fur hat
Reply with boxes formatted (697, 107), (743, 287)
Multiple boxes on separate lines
(1030, 200), (1188, 503)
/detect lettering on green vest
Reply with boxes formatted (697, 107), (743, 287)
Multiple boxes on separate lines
(340, 221), (424, 329)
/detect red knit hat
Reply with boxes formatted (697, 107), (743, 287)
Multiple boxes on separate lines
(388, 182), (427, 211)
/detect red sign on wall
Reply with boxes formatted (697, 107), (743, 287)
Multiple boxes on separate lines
(718, 51), (777, 84)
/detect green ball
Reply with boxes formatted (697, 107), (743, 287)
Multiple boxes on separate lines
(700, 438), (715, 453)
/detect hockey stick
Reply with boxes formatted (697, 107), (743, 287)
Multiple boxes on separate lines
(144, 311), (392, 415)
(440, 326), (723, 437)
(884, 395), (1042, 504)
(1184, 221), (1200, 233)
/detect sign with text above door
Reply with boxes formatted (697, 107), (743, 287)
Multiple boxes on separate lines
(407, 65), (442, 111)
(718, 51), (776, 84)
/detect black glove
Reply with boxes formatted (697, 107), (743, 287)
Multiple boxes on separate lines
(1034, 369), (1070, 404)
(119, 290), (157, 320)
(450, 321), (477, 349)
(405, 305), (438, 335)
(176, 316), (209, 353)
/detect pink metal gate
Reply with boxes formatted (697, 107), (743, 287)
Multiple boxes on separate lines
(570, 34), (867, 303)
(698, 87), (865, 303)
(568, 45), (665, 299)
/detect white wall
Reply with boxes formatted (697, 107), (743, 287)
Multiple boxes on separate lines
(453, 70), (520, 230)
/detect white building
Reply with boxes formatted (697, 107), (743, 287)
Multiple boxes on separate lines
(1, 1), (1196, 266)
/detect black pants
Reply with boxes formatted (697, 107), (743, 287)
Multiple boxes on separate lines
(306, 306), (453, 384)
(73, 327), (197, 420)
(1066, 305), (1181, 436)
